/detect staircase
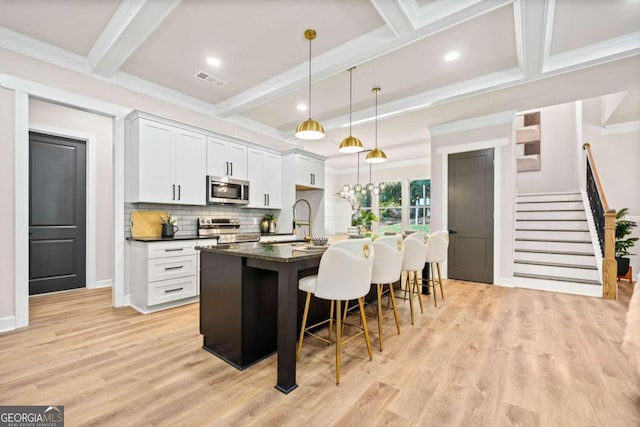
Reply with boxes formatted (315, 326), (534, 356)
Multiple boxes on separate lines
(513, 192), (602, 297)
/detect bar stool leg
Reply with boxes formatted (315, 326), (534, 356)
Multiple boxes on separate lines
(407, 271), (415, 325)
(358, 297), (373, 360)
(436, 262), (444, 301)
(376, 283), (384, 351)
(388, 283), (401, 335)
(415, 270), (424, 313)
(335, 299), (342, 385)
(430, 263), (438, 307)
(296, 292), (312, 361)
(328, 300), (335, 344)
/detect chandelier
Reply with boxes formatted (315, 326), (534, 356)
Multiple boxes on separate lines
(338, 150), (386, 198)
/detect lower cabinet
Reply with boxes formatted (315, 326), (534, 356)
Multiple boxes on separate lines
(127, 239), (217, 313)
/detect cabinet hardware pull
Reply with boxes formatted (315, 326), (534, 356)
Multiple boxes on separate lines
(226, 161), (229, 175)
(177, 184), (181, 200)
(264, 194), (267, 206)
(164, 265), (184, 270)
(164, 287), (184, 293)
(172, 184), (176, 200)
(164, 248), (184, 252)
(267, 194), (270, 206)
(230, 162), (233, 176)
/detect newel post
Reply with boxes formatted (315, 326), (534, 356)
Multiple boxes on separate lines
(602, 209), (617, 300)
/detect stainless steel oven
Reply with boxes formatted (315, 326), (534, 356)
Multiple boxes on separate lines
(207, 176), (249, 205)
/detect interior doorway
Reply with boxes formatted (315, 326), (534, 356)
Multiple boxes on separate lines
(29, 131), (86, 295)
(447, 148), (495, 283)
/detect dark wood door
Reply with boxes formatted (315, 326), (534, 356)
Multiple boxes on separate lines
(29, 132), (86, 295)
(447, 148), (494, 284)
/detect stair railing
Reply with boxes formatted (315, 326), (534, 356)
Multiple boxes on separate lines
(583, 143), (616, 299)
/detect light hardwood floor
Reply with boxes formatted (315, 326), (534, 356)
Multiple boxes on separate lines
(1, 281), (638, 426)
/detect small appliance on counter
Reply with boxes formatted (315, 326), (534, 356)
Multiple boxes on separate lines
(198, 217), (260, 243)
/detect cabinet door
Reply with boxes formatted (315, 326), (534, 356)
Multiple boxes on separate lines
(247, 148), (266, 207)
(206, 136), (228, 177)
(310, 157), (325, 189)
(264, 152), (282, 208)
(295, 154), (312, 186)
(138, 119), (174, 203)
(174, 129), (206, 205)
(227, 141), (247, 180)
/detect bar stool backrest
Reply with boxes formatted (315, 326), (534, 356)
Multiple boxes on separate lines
(401, 236), (427, 272)
(371, 235), (404, 284)
(425, 231), (449, 263)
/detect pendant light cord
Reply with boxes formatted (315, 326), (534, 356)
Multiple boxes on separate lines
(307, 37), (312, 119)
(349, 67), (353, 135)
(374, 89), (378, 149)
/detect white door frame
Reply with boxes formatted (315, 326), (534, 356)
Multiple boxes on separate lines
(28, 123), (98, 290)
(2, 74), (131, 329)
(436, 137), (510, 285)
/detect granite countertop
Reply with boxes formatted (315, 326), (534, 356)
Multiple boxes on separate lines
(196, 241), (325, 263)
(126, 235), (218, 242)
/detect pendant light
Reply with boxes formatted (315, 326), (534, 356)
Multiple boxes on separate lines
(338, 67), (364, 153)
(295, 29), (325, 140)
(365, 87), (387, 163)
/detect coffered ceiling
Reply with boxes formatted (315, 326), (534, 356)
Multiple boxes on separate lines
(0, 0), (638, 170)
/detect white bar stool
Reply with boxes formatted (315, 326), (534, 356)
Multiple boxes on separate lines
(401, 233), (428, 325)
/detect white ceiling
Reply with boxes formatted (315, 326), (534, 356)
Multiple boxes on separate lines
(0, 0), (638, 170)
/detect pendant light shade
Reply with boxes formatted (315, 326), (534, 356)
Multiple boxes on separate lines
(296, 29), (325, 140)
(365, 87), (387, 163)
(338, 67), (364, 153)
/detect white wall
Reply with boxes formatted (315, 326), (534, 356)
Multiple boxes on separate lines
(430, 123), (515, 284)
(516, 102), (581, 194)
(0, 88), (16, 320)
(29, 100), (114, 282)
(582, 97), (640, 280)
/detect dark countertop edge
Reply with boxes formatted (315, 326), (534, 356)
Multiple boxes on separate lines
(196, 244), (323, 263)
(127, 235), (219, 242)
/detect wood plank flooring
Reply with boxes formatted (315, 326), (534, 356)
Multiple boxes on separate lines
(1, 281), (638, 426)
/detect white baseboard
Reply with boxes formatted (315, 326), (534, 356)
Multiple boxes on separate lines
(0, 316), (16, 333)
(95, 279), (113, 289)
(123, 294), (131, 307)
(495, 277), (514, 287)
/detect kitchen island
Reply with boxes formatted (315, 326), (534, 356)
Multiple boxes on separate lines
(197, 241), (324, 394)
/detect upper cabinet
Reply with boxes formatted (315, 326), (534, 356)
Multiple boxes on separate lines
(206, 136), (247, 180)
(295, 153), (324, 189)
(247, 148), (282, 209)
(126, 117), (206, 205)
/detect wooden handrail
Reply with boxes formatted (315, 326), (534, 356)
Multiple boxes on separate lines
(583, 143), (610, 211)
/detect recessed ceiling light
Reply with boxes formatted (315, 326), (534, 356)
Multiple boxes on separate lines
(297, 103), (308, 111)
(444, 51), (460, 62)
(206, 57), (221, 67)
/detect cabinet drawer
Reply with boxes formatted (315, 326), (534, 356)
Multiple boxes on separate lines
(148, 242), (197, 259)
(148, 276), (197, 306)
(148, 255), (196, 282)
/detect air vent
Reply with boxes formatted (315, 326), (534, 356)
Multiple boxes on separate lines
(194, 71), (227, 88)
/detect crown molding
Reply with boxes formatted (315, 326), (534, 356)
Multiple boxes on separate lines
(429, 110), (515, 136)
(601, 120), (640, 135)
(327, 156), (430, 175)
(397, 0), (507, 31)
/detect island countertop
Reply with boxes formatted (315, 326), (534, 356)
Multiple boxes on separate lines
(196, 241), (324, 263)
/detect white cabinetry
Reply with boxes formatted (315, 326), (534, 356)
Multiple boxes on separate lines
(127, 239), (217, 313)
(206, 136), (247, 180)
(126, 117), (206, 205)
(247, 148), (282, 208)
(295, 153), (324, 189)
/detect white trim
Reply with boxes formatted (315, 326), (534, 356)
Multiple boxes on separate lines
(0, 316), (16, 333)
(430, 111), (515, 137)
(436, 137), (511, 155)
(327, 157), (430, 175)
(95, 280), (113, 289)
(495, 277), (514, 287)
(439, 138), (510, 285)
(14, 92), (29, 329)
(29, 123), (98, 290)
(7, 76), (131, 331)
(601, 120), (640, 135)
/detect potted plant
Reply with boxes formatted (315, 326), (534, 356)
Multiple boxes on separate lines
(260, 213), (275, 234)
(616, 208), (638, 276)
(159, 214), (179, 238)
(352, 210), (378, 235)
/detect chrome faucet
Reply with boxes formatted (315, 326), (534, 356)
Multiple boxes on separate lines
(292, 198), (312, 241)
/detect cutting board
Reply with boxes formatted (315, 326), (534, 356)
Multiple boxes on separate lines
(131, 210), (168, 238)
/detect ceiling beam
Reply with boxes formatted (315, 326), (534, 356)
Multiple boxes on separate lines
(515, 0), (548, 79)
(87, 0), (182, 77)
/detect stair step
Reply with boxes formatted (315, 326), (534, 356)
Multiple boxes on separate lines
(514, 250), (596, 267)
(516, 210), (587, 220)
(515, 230), (591, 241)
(513, 262), (599, 281)
(514, 260), (597, 270)
(517, 193), (582, 203)
(513, 273), (600, 286)
(515, 220), (588, 231)
(517, 201), (584, 211)
(515, 239), (594, 253)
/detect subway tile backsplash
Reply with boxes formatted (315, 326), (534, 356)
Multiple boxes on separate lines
(124, 202), (277, 237)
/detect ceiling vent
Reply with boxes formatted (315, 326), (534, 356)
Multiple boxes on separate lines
(194, 71), (227, 88)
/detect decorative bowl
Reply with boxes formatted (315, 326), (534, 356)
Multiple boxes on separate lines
(311, 237), (328, 247)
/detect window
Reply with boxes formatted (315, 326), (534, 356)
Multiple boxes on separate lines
(352, 187), (374, 229)
(409, 179), (430, 233)
(378, 181), (402, 233)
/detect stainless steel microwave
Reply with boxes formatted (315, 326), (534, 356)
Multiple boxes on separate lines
(207, 176), (250, 205)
